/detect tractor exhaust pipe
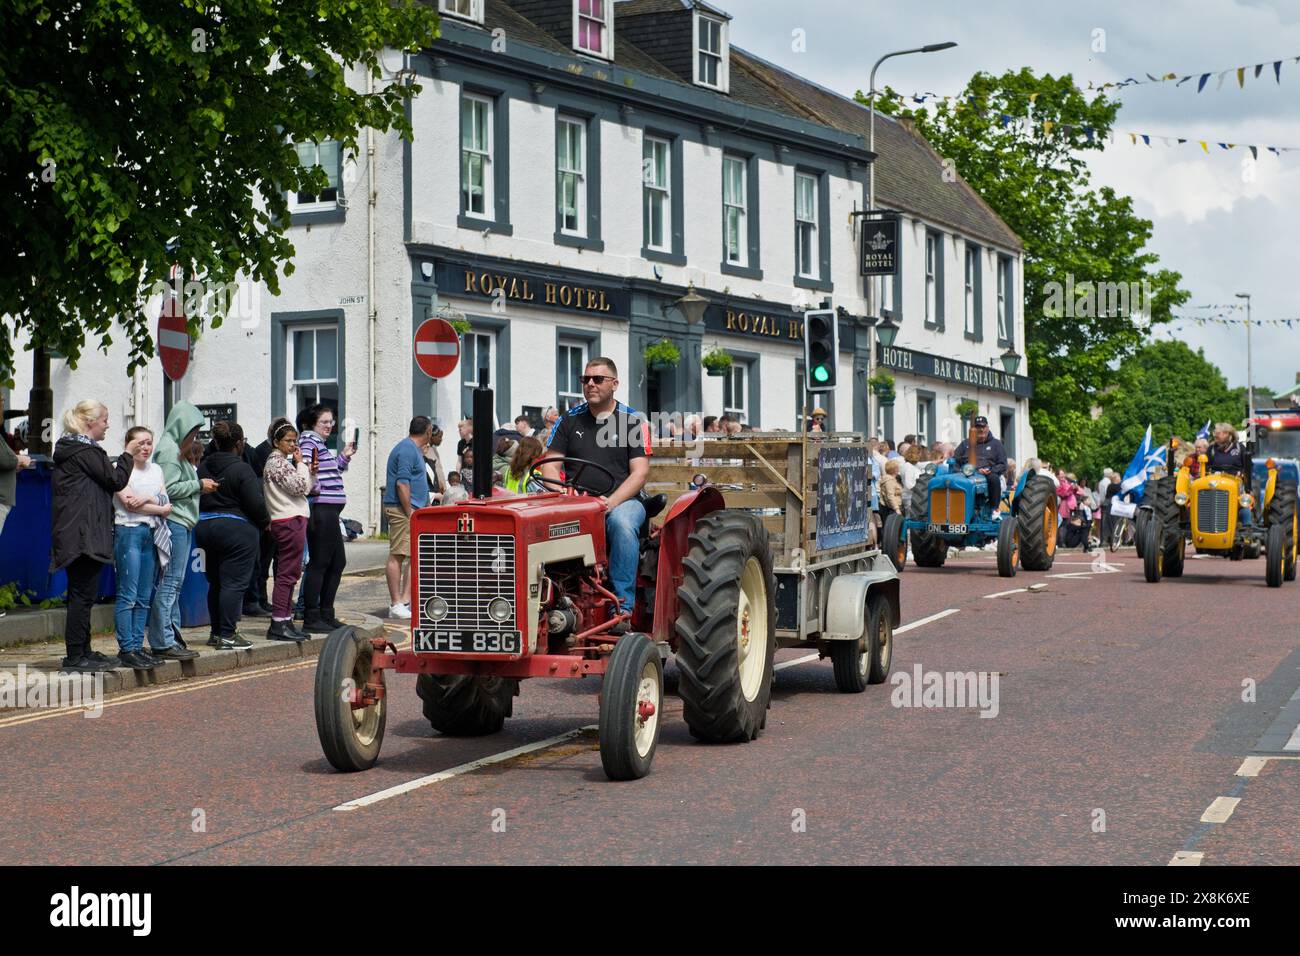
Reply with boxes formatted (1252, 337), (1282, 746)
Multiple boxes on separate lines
(472, 379), (494, 500)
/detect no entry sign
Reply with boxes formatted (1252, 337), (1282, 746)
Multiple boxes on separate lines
(157, 295), (190, 381)
(414, 318), (461, 379)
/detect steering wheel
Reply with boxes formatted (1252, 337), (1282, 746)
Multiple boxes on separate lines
(529, 454), (618, 497)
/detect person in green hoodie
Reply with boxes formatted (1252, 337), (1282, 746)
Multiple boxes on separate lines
(146, 402), (213, 660)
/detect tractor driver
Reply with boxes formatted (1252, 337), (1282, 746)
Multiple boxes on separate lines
(952, 415), (1008, 490)
(1206, 422), (1254, 525)
(543, 358), (651, 632)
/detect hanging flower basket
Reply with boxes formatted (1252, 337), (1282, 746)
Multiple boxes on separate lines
(643, 338), (681, 370)
(867, 370), (895, 397)
(876, 390), (896, 407)
(702, 346), (733, 377)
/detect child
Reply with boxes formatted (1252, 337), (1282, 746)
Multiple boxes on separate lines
(503, 436), (544, 494)
(443, 471), (469, 505)
(262, 421), (311, 641)
(878, 458), (904, 517)
(113, 426), (173, 670)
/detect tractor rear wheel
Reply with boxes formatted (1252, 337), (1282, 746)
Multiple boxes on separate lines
(1265, 480), (1297, 581)
(599, 632), (662, 780)
(1016, 474), (1059, 571)
(882, 512), (907, 572)
(1142, 518), (1164, 583)
(314, 626), (387, 772)
(1163, 535), (1186, 578)
(675, 511), (776, 743)
(416, 674), (517, 736)
(1265, 521), (1286, 588)
(907, 472), (948, 568)
(996, 515), (1019, 578)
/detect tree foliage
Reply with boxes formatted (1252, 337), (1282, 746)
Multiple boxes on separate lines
(860, 69), (1190, 469)
(0, 0), (439, 381)
(1081, 340), (1245, 480)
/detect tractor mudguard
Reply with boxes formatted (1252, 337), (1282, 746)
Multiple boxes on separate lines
(823, 571), (900, 641)
(652, 486), (725, 644)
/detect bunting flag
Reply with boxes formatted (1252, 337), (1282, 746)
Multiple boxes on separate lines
(1085, 53), (1300, 93)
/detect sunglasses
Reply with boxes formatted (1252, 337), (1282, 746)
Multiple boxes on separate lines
(580, 375), (612, 385)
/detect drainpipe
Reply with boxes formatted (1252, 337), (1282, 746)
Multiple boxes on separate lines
(367, 66), (379, 535)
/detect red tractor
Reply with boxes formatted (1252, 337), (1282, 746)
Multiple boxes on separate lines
(314, 390), (782, 780)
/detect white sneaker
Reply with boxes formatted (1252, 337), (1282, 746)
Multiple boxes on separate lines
(388, 603), (411, 619)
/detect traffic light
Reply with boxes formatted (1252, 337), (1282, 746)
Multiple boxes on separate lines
(803, 309), (838, 391)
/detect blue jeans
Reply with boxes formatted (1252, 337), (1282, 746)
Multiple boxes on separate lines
(605, 498), (646, 614)
(148, 520), (190, 651)
(114, 524), (157, 653)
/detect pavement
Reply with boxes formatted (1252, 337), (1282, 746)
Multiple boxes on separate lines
(1, 542), (1298, 865)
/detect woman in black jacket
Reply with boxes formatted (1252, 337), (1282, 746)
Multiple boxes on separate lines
(195, 422), (270, 649)
(52, 400), (146, 673)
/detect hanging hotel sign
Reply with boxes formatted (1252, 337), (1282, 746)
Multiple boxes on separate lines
(875, 344), (1034, 398)
(859, 216), (899, 277)
(434, 261), (630, 317)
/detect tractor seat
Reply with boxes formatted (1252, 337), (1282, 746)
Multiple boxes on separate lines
(639, 493), (667, 538)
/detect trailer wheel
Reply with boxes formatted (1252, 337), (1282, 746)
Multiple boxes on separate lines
(882, 512), (907, 572)
(599, 632), (662, 780)
(1142, 519), (1164, 583)
(1265, 521), (1286, 588)
(907, 472), (948, 568)
(314, 626), (386, 772)
(1016, 474), (1058, 571)
(829, 592), (892, 692)
(675, 511), (776, 743)
(996, 516), (1019, 578)
(866, 593), (893, 685)
(416, 674), (517, 736)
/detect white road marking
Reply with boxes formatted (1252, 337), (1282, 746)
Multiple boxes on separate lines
(1285, 722), (1300, 752)
(773, 608), (961, 673)
(1169, 851), (1204, 866)
(1235, 756), (1269, 777)
(1199, 796), (1241, 824)
(982, 588), (1028, 599)
(333, 726), (598, 811)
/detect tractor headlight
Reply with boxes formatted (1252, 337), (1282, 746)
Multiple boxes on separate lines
(1175, 492), (1188, 506)
(1239, 493), (1253, 509)
(487, 597), (512, 624)
(962, 463), (975, 477)
(424, 595), (449, 622)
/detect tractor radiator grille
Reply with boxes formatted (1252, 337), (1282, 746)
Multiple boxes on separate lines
(930, 489), (967, 525)
(1196, 489), (1230, 534)
(416, 533), (517, 631)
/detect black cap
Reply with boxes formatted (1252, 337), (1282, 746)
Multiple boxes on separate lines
(973, 415), (989, 427)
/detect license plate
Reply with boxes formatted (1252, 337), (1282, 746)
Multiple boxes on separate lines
(413, 630), (522, 654)
(927, 523), (966, 534)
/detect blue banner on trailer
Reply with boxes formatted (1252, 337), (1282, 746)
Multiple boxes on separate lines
(816, 445), (869, 551)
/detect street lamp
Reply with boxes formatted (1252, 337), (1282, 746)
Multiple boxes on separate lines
(674, 282), (710, 325)
(1000, 347), (1021, 376)
(865, 41), (957, 439)
(1235, 292), (1254, 425)
(876, 316), (899, 349)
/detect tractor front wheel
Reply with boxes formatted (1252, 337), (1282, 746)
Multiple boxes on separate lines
(1016, 474), (1059, 571)
(314, 627), (387, 772)
(416, 674), (517, 736)
(599, 632), (663, 780)
(882, 512), (907, 572)
(675, 511), (776, 743)
(1265, 480), (1297, 582)
(1265, 521), (1286, 588)
(1142, 519), (1164, 583)
(996, 516), (1019, 578)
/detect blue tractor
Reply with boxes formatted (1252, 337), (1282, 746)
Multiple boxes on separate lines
(881, 456), (1060, 577)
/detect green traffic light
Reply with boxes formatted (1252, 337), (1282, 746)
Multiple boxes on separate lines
(813, 365), (830, 383)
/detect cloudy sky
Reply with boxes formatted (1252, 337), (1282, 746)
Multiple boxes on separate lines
(728, 0), (1300, 401)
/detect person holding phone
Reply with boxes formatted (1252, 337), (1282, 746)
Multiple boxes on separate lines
(296, 403), (355, 633)
(263, 420), (311, 640)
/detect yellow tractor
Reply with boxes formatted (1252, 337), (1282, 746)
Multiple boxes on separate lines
(1142, 441), (1298, 587)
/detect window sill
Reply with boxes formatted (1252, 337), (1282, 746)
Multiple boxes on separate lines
(287, 206), (346, 226)
(964, 330), (983, 343)
(458, 214), (513, 236)
(721, 261), (763, 280)
(555, 232), (605, 253)
(997, 337), (1015, 350)
(642, 247), (687, 267)
(793, 274), (833, 293)
(924, 320), (945, 332)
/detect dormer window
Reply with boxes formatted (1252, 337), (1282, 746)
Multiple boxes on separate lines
(439, 0), (483, 24)
(694, 11), (728, 92)
(574, 0), (613, 59)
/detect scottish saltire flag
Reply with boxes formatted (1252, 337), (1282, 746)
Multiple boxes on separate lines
(1119, 424), (1168, 500)
(1196, 419), (1212, 441)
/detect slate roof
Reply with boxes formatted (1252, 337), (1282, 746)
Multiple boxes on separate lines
(431, 1), (1022, 251)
